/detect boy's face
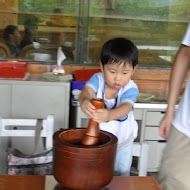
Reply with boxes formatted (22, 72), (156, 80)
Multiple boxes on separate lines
(100, 61), (136, 90)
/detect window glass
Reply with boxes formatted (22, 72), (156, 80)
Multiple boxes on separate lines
(86, 0), (190, 67)
(0, 0), (189, 67)
(0, 0), (77, 64)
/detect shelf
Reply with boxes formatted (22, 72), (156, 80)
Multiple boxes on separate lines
(18, 25), (76, 33)
(90, 14), (190, 23)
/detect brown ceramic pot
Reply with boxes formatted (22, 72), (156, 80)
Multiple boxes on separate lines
(53, 128), (117, 190)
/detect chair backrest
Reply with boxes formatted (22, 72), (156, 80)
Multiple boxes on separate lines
(0, 42), (12, 58)
(0, 115), (54, 150)
(132, 141), (149, 176)
(19, 44), (35, 58)
(19, 44), (57, 61)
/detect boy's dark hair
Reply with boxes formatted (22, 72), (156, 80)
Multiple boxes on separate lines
(100, 37), (138, 68)
(3, 25), (18, 41)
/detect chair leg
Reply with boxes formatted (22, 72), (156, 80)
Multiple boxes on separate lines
(46, 115), (54, 150)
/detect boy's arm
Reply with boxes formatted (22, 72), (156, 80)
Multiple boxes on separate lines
(107, 102), (133, 120)
(93, 102), (133, 123)
(106, 86), (137, 120)
(79, 86), (96, 118)
(92, 85), (138, 123)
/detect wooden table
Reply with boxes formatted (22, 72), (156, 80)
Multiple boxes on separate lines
(0, 175), (161, 190)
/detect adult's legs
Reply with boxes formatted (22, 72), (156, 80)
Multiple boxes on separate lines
(158, 127), (190, 190)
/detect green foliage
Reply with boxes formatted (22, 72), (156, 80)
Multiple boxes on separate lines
(19, 0), (77, 13)
(91, 0), (190, 20)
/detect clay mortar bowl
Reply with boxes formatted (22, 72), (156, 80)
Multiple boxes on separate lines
(53, 128), (117, 190)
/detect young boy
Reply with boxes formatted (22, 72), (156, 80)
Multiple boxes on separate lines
(79, 37), (139, 176)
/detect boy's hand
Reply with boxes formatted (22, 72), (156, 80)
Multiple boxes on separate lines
(91, 108), (110, 123)
(80, 99), (96, 119)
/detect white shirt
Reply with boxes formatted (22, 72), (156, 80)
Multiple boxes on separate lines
(172, 22), (190, 137)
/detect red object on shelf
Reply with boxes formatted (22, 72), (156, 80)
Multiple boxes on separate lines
(0, 61), (28, 78)
(74, 69), (101, 82)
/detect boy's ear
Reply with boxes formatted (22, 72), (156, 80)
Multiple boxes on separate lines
(134, 65), (138, 70)
(132, 65), (138, 75)
(99, 61), (104, 72)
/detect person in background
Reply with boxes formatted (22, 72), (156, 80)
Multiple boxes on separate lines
(3, 25), (22, 57)
(158, 22), (190, 190)
(19, 16), (39, 49)
(79, 37), (139, 176)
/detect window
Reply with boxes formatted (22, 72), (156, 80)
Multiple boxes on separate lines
(0, 0), (189, 67)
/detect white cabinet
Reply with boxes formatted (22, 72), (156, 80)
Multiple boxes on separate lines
(0, 84), (12, 116)
(12, 84), (70, 131)
(146, 141), (166, 170)
(70, 101), (176, 172)
(0, 75), (71, 174)
(141, 109), (167, 172)
(0, 75), (70, 131)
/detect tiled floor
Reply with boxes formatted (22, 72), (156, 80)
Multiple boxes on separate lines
(130, 167), (158, 178)
(130, 158), (159, 180)
(148, 172), (159, 180)
(131, 157), (159, 179)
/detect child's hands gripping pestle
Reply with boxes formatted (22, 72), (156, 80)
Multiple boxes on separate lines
(81, 98), (104, 146)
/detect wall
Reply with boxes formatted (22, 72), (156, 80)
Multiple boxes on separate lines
(26, 63), (190, 100)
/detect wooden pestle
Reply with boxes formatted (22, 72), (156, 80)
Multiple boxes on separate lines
(81, 98), (104, 146)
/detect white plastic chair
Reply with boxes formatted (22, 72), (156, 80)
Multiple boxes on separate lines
(131, 141), (149, 176)
(0, 114), (54, 174)
(0, 114), (54, 150)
